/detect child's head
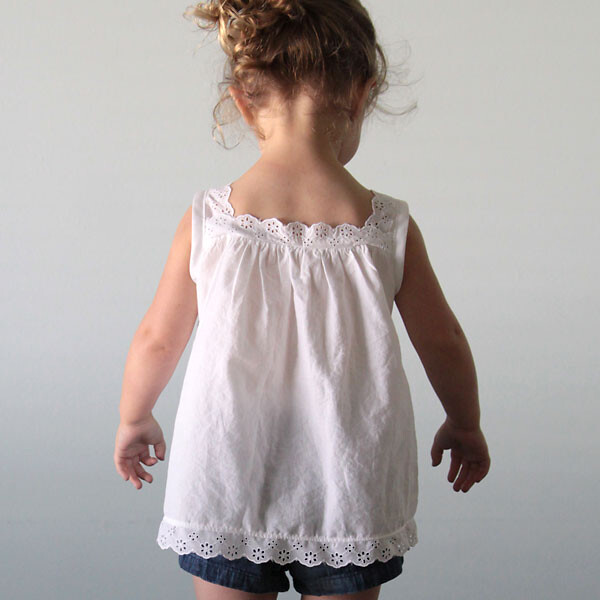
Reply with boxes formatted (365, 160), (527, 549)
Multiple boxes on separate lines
(184, 0), (412, 160)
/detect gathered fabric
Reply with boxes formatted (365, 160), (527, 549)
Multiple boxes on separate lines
(156, 184), (418, 567)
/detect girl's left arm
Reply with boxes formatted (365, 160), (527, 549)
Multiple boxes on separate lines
(118, 204), (197, 425)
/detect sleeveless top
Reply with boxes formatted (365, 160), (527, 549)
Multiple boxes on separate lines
(156, 184), (418, 567)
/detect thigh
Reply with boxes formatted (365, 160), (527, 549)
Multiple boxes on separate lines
(289, 555), (404, 597)
(301, 588), (380, 600)
(192, 576), (280, 600)
(179, 552), (290, 596)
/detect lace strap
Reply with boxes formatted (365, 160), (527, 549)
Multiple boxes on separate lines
(189, 190), (207, 283)
(392, 199), (410, 296)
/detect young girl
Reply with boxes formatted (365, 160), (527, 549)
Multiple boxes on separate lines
(114, 1), (490, 598)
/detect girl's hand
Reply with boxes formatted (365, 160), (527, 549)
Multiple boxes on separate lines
(114, 415), (166, 490)
(431, 418), (491, 493)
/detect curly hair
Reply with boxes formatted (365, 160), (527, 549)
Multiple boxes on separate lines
(183, 0), (417, 148)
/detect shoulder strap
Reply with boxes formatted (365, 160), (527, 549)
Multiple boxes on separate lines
(392, 198), (410, 296)
(189, 189), (207, 283)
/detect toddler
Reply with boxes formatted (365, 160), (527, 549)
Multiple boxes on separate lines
(114, 1), (490, 598)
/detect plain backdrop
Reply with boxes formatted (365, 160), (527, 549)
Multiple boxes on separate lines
(1, 1), (598, 599)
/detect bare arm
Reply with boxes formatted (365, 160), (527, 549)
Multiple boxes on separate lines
(395, 215), (480, 430)
(118, 205), (198, 425)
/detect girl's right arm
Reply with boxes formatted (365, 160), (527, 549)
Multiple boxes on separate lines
(395, 215), (490, 493)
(115, 205), (198, 489)
(118, 204), (198, 426)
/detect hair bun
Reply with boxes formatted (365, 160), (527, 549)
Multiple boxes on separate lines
(184, 2), (308, 48)
(263, 0), (307, 20)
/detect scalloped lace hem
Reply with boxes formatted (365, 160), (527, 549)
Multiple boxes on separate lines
(156, 517), (418, 567)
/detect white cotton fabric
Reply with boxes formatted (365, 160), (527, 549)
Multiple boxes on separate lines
(156, 184), (418, 567)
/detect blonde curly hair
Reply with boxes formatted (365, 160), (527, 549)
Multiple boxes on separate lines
(184, 0), (417, 148)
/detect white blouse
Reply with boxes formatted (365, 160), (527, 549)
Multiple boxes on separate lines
(156, 184), (418, 567)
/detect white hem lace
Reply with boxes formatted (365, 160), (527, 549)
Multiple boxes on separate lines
(157, 517), (418, 567)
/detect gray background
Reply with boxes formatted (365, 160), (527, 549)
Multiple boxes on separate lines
(2, 1), (598, 598)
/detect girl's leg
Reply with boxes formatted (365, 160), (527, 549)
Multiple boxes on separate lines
(192, 574), (279, 600)
(301, 586), (381, 600)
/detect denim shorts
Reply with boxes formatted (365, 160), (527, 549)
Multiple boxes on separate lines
(178, 551), (404, 596)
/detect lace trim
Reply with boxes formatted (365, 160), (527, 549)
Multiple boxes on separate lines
(204, 185), (394, 250)
(157, 517), (417, 567)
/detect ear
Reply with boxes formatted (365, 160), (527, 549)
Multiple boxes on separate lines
(228, 85), (255, 126)
(350, 76), (377, 122)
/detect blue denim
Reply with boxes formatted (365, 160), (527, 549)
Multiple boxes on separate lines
(178, 551), (404, 596)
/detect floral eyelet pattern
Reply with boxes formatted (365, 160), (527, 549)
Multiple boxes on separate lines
(204, 185), (395, 250)
(157, 518), (417, 567)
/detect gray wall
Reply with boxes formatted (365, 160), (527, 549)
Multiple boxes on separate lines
(2, 1), (598, 598)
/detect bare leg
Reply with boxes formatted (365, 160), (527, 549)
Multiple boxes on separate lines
(192, 574), (279, 600)
(301, 586), (381, 600)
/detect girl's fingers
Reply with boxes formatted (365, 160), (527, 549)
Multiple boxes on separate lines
(117, 457), (133, 482)
(116, 449), (161, 488)
(478, 459), (491, 480)
(154, 440), (166, 461)
(465, 474), (479, 492)
(460, 467), (478, 492)
(431, 442), (443, 467)
(448, 451), (462, 482)
(114, 457), (129, 481)
(475, 464), (489, 483)
(463, 461), (488, 491)
(134, 460), (152, 484)
(125, 458), (142, 489)
(453, 460), (470, 491)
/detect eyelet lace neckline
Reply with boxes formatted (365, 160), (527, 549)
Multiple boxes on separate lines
(205, 185), (394, 250)
(222, 183), (381, 235)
